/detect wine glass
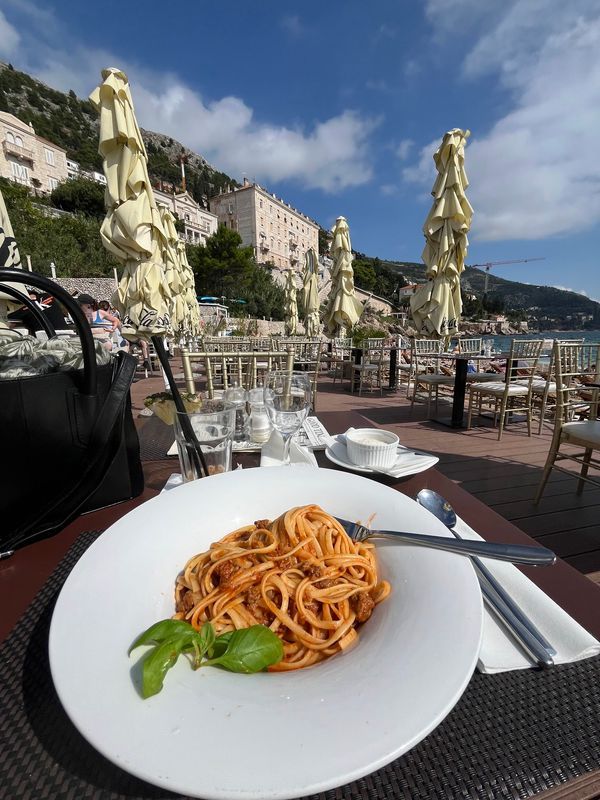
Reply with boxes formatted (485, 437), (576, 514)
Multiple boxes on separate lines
(263, 371), (312, 465)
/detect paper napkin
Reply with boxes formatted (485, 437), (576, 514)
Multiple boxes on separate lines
(260, 430), (318, 468)
(452, 516), (600, 673)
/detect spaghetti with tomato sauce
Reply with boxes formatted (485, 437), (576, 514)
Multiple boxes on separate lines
(174, 504), (390, 671)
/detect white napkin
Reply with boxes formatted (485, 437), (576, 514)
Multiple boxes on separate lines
(452, 516), (600, 673)
(260, 430), (318, 468)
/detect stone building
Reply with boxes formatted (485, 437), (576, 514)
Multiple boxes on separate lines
(0, 111), (68, 193)
(209, 180), (319, 276)
(153, 188), (218, 245)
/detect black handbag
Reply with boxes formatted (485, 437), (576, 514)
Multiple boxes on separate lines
(0, 269), (144, 554)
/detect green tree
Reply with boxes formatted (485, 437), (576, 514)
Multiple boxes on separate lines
(186, 226), (285, 320)
(318, 227), (331, 255)
(352, 258), (377, 291)
(0, 178), (118, 276)
(50, 177), (106, 218)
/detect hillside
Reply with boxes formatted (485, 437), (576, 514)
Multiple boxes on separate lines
(371, 259), (600, 330)
(0, 62), (237, 206)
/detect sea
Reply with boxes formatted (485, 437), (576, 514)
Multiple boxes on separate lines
(489, 330), (600, 353)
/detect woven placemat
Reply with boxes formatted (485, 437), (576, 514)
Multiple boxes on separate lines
(1, 532), (600, 800)
(137, 414), (176, 462)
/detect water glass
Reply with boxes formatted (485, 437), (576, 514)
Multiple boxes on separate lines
(264, 371), (311, 465)
(173, 401), (236, 482)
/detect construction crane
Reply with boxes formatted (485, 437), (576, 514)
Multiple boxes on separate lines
(468, 258), (546, 293)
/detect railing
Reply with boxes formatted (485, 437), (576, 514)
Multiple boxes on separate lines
(3, 140), (34, 161)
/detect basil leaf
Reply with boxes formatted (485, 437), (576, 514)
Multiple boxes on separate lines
(199, 621), (216, 657)
(128, 619), (197, 655)
(211, 630), (234, 659)
(204, 625), (283, 673)
(142, 636), (193, 698)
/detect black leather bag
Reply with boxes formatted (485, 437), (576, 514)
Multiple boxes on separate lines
(0, 270), (144, 554)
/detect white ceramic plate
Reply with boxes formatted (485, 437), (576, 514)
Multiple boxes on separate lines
(49, 467), (482, 800)
(325, 435), (439, 477)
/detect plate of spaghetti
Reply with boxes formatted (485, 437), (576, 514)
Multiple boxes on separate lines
(49, 466), (483, 800)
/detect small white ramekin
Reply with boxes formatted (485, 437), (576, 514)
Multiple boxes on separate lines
(345, 427), (399, 470)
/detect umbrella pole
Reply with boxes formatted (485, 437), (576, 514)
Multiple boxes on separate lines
(151, 335), (209, 477)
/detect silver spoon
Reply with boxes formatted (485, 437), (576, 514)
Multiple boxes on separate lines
(417, 488), (555, 667)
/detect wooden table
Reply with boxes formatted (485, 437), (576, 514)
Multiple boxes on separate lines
(3, 407), (600, 644)
(2, 408), (600, 800)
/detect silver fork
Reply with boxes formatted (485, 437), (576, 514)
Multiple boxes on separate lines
(335, 516), (557, 566)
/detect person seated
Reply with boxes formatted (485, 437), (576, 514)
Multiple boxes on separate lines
(77, 294), (120, 351)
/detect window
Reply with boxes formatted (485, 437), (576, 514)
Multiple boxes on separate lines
(185, 213), (190, 221)
(15, 135), (23, 147)
(5, 131), (14, 143)
(44, 147), (55, 166)
(259, 199), (263, 209)
(49, 177), (59, 190)
(11, 161), (28, 182)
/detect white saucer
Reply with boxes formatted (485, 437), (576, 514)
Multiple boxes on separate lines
(325, 435), (439, 477)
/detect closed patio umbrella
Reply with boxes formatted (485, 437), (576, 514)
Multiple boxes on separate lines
(284, 269), (298, 336)
(91, 67), (207, 474)
(0, 187), (32, 324)
(90, 67), (171, 341)
(301, 248), (320, 337)
(177, 240), (201, 338)
(324, 216), (363, 337)
(158, 203), (186, 337)
(410, 128), (473, 339)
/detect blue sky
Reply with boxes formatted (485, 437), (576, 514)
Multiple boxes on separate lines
(1, 0), (599, 298)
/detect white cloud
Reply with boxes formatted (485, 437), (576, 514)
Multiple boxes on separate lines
(380, 184), (398, 195)
(395, 139), (414, 160)
(280, 15), (304, 37)
(408, 1), (600, 241)
(2, 3), (378, 194)
(0, 10), (20, 57)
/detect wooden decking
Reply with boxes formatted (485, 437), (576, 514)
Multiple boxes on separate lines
(131, 363), (600, 583)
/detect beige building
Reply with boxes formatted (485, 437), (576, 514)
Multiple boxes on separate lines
(154, 187), (218, 245)
(210, 180), (319, 275)
(0, 111), (68, 193)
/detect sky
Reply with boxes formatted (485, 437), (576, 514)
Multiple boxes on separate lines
(1, 0), (599, 298)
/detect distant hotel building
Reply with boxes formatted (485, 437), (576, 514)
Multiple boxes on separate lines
(153, 187), (218, 246)
(210, 179), (319, 274)
(0, 111), (68, 193)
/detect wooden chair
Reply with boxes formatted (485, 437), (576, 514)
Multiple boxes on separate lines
(535, 342), (600, 502)
(181, 349), (294, 397)
(330, 337), (353, 386)
(519, 339), (584, 434)
(287, 339), (323, 410)
(409, 339), (453, 415)
(395, 335), (413, 393)
(467, 339), (544, 440)
(352, 339), (389, 397)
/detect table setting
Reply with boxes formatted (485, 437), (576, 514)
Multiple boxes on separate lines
(2, 401), (600, 800)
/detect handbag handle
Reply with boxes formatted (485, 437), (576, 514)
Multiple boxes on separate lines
(0, 269), (97, 396)
(1, 283), (57, 338)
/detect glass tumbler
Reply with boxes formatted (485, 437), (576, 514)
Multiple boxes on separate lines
(173, 401), (236, 482)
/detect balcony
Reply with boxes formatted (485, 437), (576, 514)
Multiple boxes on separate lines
(3, 140), (34, 162)
(289, 239), (298, 249)
(290, 254), (299, 264)
(260, 241), (270, 251)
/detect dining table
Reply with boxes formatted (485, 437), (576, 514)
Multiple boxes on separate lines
(2, 407), (600, 800)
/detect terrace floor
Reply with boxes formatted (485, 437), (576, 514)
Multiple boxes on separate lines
(131, 362), (600, 585)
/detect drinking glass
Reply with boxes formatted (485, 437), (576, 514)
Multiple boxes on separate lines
(224, 386), (250, 443)
(263, 371), (312, 465)
(173, 401), (236, 482)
